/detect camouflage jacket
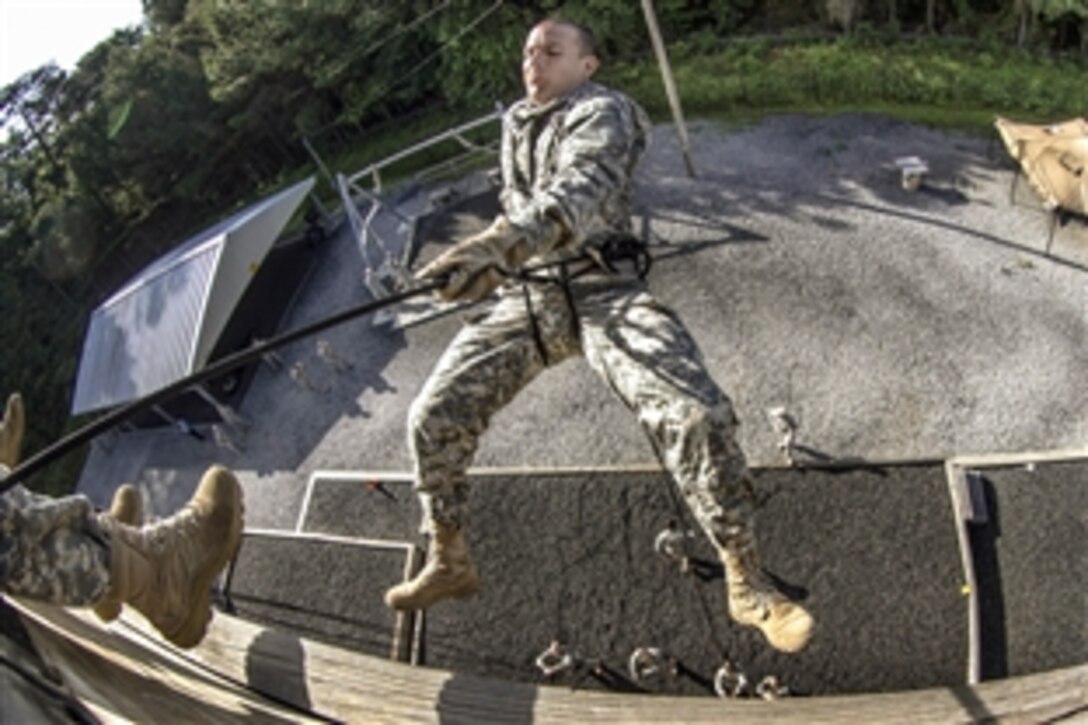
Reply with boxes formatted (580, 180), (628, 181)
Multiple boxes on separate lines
(500, 81), (651, 268)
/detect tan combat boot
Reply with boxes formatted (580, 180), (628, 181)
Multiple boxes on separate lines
(721, 543), (814, 653)
(93, 485), (144, 623)
(0, 392), (25, 469)
(385, 523), (480, 610)
(96, 466), (243, 648)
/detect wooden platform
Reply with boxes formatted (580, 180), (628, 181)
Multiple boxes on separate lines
(6, 451), (1084, 721)
(221, 454), (1086, 697)
(8, 597), (1086, 723)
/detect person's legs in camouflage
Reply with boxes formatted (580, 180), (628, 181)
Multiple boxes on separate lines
(0, 487), (114, 607)
(0, 393), (243, 649)
(1, 391), (113, 607)
(386, 287), (580, 610)
(578, 283), (813, 653)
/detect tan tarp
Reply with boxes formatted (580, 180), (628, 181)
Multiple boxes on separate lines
(995, 116), (1088, 216)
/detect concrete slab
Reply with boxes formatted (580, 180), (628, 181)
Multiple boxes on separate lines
(301, 473), (421, 539)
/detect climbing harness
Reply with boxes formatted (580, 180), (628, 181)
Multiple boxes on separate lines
(510, 232), (654, 366)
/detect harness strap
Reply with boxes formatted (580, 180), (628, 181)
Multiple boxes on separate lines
(520, 281), (550, 366)
(558, 260), (582, 341)
(510, 232), (652, 365)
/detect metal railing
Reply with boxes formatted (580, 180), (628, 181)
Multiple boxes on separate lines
(337, 107), (504, 312)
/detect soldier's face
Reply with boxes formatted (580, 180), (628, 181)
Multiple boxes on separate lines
(522, 22), (598, 105)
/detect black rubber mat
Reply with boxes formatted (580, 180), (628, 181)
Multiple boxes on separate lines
(226, 536), (408, 659)
(421, 465), (965, 696)
(229, 461), (1084, 696)
(966, 461), (1087, 680)
(301, 475), (420, 541)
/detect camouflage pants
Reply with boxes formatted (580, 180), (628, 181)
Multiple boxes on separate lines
(0, 471), (111, 606)
(409, 280), (754, 550)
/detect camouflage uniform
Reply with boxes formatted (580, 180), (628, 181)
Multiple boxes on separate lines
(0, 468), (111, 606)
(410, 82), (753, 549)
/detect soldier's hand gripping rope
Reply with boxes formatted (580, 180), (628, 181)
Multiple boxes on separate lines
(416, 217), (536, 302)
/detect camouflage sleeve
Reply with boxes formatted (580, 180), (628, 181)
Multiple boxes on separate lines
(506, 96), (643, 253)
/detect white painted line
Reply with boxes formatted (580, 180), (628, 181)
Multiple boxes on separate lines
(295, 474), (317, 534)
(947, 448), (1088, 469)
(945, 460), (982, 685)
(245, 527), (414, 553)
(309, 470), (416, 484)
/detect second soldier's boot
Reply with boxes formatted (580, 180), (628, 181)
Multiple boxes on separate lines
(95, 466), (243, 648)
(93, 485), (145, 623)
(0, 392), (25, 469)
(720, 534), (814, 654)
(384, 523), (479, 610)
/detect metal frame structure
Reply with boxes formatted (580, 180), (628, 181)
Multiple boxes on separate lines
(71, 177), (316, 416)
(221, 469), (425, 664)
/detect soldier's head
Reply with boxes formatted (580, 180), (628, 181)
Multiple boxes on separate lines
(522, 19), (599, 106)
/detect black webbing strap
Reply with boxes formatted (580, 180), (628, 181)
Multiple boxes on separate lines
(510, 232), (652, 365)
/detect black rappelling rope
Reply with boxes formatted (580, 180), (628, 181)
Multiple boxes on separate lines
(0, 280), (442, 493)
(1, 245), (641, 494)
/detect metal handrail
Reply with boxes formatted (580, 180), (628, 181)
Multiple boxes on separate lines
(345, 106), (503, 193)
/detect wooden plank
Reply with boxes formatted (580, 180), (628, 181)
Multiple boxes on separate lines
(104, 604), (1087, 723)
(391, 544), (423, 663)
(9, 597), (322, 723)
(945, 459), (983, 685)
(304, 448), (1088, 493)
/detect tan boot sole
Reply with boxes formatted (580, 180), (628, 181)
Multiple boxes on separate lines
(766, 602), (814, 653)
(384, 571), (480, 611)
(167, 480), (244, 649)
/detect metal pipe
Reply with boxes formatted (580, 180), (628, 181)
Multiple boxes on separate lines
(640, 0), (697, 179)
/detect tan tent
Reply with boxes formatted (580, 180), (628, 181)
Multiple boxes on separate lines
(995, 116), (1088, 216)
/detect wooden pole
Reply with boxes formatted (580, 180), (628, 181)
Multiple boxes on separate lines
(639, 0), (696, 178)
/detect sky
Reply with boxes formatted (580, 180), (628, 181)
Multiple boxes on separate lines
(1, 0), (144, 87)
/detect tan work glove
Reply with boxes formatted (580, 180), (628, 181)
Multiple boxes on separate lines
(416, 217), (533, 302)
